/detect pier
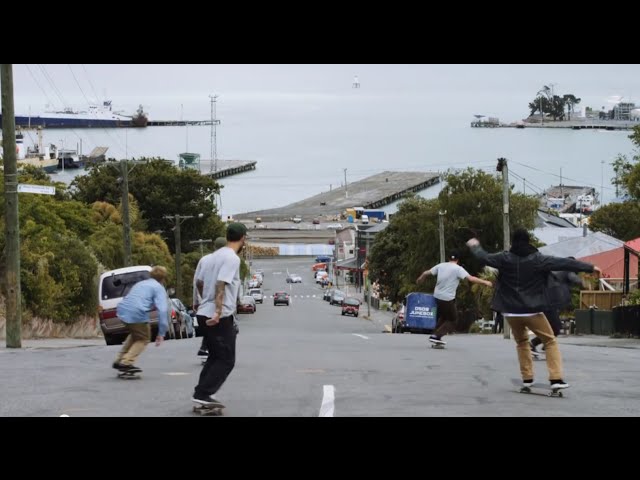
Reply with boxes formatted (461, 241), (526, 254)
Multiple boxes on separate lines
(147, 120), (218, 127)
(236, 171), (441, 221)
(197, 159), (257, 179)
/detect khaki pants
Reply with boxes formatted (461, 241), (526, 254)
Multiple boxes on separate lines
(505, 313), (563, 381)
(115, 323), (151, 366)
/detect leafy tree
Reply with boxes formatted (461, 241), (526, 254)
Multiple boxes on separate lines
(70, 158), (225, 253)
(368, 168), (539, 308)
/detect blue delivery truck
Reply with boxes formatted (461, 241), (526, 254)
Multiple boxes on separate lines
(399, 292), (437, 333)
(363, 210), (386, 222)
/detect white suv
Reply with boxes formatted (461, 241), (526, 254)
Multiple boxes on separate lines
(98, 265), (172, 345)
(249, 288), (264, 304)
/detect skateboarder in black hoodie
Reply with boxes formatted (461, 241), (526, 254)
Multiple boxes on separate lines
(467, 229), (601, 390)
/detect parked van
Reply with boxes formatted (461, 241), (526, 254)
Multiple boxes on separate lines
(361, 214), (370, 224)
(98, 265), (171, 346)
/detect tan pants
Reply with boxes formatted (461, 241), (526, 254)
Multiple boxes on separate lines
(115, 323), (151, 366)
(505, 313), (563, 381)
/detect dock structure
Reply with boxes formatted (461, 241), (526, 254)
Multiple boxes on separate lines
(477, 120), (639, 131)
(147, 120), (218, 127)
(236, 171), (441, 221)
(197, 159), (257, 179)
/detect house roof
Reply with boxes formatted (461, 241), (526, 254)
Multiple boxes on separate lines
(625, 237), (640, 255)
(533, 227), (588, 247)
(535, 209), (579, 229)
(578, 247), (639, 279)
(538, 231), (623, 258)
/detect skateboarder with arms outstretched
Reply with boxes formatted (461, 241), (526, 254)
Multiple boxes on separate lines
(467, 229), (601, 391)
(417, 249), (493, 347)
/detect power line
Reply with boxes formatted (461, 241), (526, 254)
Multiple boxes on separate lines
(23, 64), (56, 107)
(67, 64), (91, 105)
(37, 64), (68, 109)
(511, 160), (616, 192)
(509, 169), (544, 195)
(81, 64), (100, 102)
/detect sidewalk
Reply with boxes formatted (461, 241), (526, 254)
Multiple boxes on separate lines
(0, 338), (105, 350)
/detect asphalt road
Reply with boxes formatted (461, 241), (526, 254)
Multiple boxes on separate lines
(2, 257), (640, 417)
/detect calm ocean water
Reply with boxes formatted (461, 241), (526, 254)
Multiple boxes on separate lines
(28, 92), (634, 218)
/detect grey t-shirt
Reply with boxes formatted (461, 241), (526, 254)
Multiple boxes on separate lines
(430, 262), (469, 301)
(195, 246), (241, 318)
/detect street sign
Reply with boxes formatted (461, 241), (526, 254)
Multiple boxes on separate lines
(18, 184), (55, 195)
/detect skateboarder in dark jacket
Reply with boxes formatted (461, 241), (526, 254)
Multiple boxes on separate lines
(467, 230), (601, 390)
(531, 260), (584, 356)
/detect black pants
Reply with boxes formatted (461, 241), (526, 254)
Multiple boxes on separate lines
(493, 312), (504, 334)
(194, 315), (237, 398)
(434, 299), (458, 338)
(532, 310), (562, 347)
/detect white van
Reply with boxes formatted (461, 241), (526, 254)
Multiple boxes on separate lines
(98, 265), (172, 345)
(361, 215), (369, 224)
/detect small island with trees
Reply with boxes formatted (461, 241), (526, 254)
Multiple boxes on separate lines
(472, 85), (640, 130)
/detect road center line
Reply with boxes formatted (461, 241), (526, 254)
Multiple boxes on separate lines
(352, 334), (370, 340)
(319, 385), (335, 417)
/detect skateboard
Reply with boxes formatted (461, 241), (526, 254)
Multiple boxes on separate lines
(192, 403), (225, 416)
(429, 339), (446, 349)
(117, 370), (141, 380)
(511, 379), (566, 397)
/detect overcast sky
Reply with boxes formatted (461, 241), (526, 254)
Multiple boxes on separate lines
(11, 64), (640, 118)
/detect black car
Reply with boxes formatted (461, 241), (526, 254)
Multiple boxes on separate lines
(274, 291), (290, 306)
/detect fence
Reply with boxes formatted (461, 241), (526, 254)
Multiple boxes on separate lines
(579, 291), (625, 310)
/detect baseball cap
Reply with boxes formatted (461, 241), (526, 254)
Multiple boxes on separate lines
(449, 249), (461, 260)
(226, 222), (248, 241)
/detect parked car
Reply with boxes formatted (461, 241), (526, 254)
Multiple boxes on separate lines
(249, 288), (264, 303)
(315, 255), (332, 263)
(312, 263), (327, 272)
(274, 291), (291, 306)
(237, 296), (257, 314)
(316, 272), (329, 284)
(330, 290), (346, 306)
(286, 274), (302, 283)
(341, 297), (361, 317)
(170, 298), (195, 338)
(98, 265), (171, 345)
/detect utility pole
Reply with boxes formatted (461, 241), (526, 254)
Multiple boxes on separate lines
(497, 157), (510, 339)
(209, 94), (219, 174)
(365, 236), (371, 318)
(190, 239), (213, 257)
(164, 214), (196, 300)
(121, 159), (132, 267)
(601, 160), (605, 205)
(438, 210), (446, 263)
(2, 64), (22, 348)
(344, 168), (348, 199)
